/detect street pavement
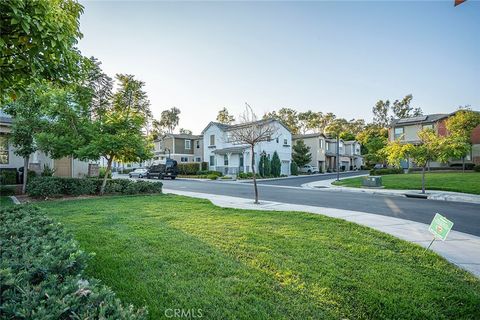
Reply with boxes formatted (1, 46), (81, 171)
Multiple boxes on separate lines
(244, 171), (369, 187)
(156, 177), (480, 237)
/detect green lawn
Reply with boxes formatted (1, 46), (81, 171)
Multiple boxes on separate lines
(333, 172), (480, 194)
(0, 195), (14, 208)
(39, 195), (480, 319)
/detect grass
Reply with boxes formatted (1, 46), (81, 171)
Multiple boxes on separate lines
(0, 195), (14, 208)
(38, 195), (480, 319)
(333, 172), (480, 195)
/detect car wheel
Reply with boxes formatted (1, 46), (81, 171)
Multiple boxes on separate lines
(308, 170), (312, 174)
(139, 174), (143, 178)
(146, 174), (150, 179)
(129, 174), (132, 178)
(171, 176), (176, 180)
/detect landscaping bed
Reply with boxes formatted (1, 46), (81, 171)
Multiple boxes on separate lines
(37, 194), (480, 319)
(333, 172), (480, 195)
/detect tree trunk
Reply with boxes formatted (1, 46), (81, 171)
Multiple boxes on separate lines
(22, 156), (29, 194)
(100, 156), (113, 195)
(421, 165), (426, 194)
(462, 156), (465, 173)
(336, 135), (340, 181)
(251, 145), (259, 204)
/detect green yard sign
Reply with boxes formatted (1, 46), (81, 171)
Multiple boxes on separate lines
(428, 213), (454, 241)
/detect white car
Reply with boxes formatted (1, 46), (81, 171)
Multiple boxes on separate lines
(128, 168), (149, 178)
(299, 165), (319, 174)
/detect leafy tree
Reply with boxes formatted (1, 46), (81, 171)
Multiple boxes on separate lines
(339, 132), (356, 141)
(228, 104), (278, 204)
(155, 107), (180, 134)
(271, 151), (281, 177)
(298, 111), (321, 134)
(0, 0), (84, 102)
(372, 100), (390, 128)
(345, 119), (366, 136)
(264, 155), (271, 177)
(2, 86), (47, 193)
(445, 109), (480, 171)
(216, 107), (235, 125)
(264, 108), (300, 134)
(259, 154), (265, 177)
(356, 125), (388, 167)
(292, 140), (312, 167)
(372, 95), (422, 128)
(315, 112), (337, 134)
(391, 94), (423, 120)
(290, 160), (298, 175)
(179, 128), (192, 135)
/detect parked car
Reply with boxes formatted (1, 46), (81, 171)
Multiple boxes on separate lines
(373, 163), (387, 169)
(299, 165), (319, 174)
(147, 159), (178, 180)
(129, 168), (149, 178)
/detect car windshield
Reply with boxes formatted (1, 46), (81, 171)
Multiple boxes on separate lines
(134, 169), (145, 172)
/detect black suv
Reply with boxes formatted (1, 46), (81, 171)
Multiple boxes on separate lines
(147, 159), (178, 180)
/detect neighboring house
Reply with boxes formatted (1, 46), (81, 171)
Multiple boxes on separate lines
(389, 112), (480, 168)
(202, 120), (292, 176)
(344, 140), (363, 169)
(153, 133), (203, 163)
(325, 138), (363, 171)
(292, 133), (327, 172)
(95, 157), (148, 172)
(0, 111), (90, 178)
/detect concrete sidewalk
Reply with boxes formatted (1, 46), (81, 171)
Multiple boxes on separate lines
(302, 176), (480, 204)
(164, 188), (480, 278)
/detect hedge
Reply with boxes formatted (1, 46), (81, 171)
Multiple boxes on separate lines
(474, 165), (480, 172)
(177, 162), (201, 175)
(27, 177), (162, 198)
(0, 169), (17, 185)
(369, 168), (404, 175)
(0, 205), (146, 319)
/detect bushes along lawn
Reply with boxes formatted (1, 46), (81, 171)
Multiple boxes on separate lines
(39, 195), (480, 319)
(27, 176), (162, 198)
(0, 205), (146, 319)
(333, 172), (480, 195)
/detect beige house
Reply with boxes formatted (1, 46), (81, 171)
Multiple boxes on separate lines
(153, 133), (203, 163)
(292, 133), (327, 172)
(0, 111), (90, 178)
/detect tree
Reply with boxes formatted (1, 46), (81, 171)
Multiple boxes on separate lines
(298, 111), (322, 134)
(2, 86), (47, 193)
(1, 0), (84, 102)
(292, 140), (312, 167)
(216, 107), (235, 125)
(155, 107), (180, 134)
(445, 109), (480, 171)
(372, 100), (390, 128)
(356, 125), (388, 167)
(179, 128), (192, 135)
(290, 160), (299, 175)
(264, 108), (300, 134)
(271, 151), (281, 177)
(228, 104), (278, 204)
(391, 94), (423, 120)
(77, 74), (153, 194)
(339, 132), (356, 141)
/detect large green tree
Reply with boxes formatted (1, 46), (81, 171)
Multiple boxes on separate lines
(216, 107), (235, 125)
(356, 125), (388, 167)
(264, 108), (300, 134)
(155, 107), (180, 134)
(0, 0), (84, 102)
(292, 140), (312, 167)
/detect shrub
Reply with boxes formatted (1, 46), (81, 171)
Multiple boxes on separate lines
(474, 165), (480, 172)
(41, 164), (55, 177)
(369, 168), (404, 175)
(177, 162), (201, 175)
(271, 151), (281, 177)
(197, 170), (223, 176)
(201, 161), (208, 171)
(238, 172), (254, 179)
(0, 206), (146, 319)
(449, 163), (475, 170)
(220, 176), (232, 180)
(0, 169), (18, 185)
(290, 161), (298, 176)
(99, 167), (112, 178)
(27, 177), (162, 198)
(207, 174), (218, 180)
(0, 185), (16, 195)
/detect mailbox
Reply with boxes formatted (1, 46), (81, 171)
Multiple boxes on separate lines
(362, 176), (382, 187)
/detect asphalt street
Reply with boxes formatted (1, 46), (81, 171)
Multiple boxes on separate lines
(247, 171), (369, 187)
(156, 177), (480, 237)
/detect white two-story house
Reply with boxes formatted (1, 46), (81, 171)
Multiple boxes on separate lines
(202, 119), (292, 176)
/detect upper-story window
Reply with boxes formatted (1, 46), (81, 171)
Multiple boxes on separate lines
(210, 134), (215, 146)
(224, 154), (228, 166)
(0, 135), (8, 164)
(422, 124), (433, 130)
(276, 137), (279, 143)
(185, 140), (191, 150)
(196, 140), (200, 148)
(283, 138), (288, 146)
(319, 139), (324, 149)
(394, 127), (404, 140)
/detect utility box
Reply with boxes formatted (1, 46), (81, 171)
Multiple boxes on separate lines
(362, 176), (382, 188)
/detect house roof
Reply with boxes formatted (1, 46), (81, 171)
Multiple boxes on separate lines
(0, 110), (13, 124)
(390, 113), (448, 126)
(212, 146), (248, 155)
(201, 118), (291, 134)
(154, 133), (202, 142)
(292, 133), (326, 139)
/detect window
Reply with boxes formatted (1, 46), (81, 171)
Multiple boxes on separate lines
(209, 155), (215, 166)
(185, 140), (191, 149)
(196, 140), (200, 148)
(239, 154), (244, 167)
(283, 139), (288, 145)
(181, 157), (188, 162)
(319, 139), (324, 149)
(195, 157), (201, 162)
(224, 154), (228, 166)
(276, 137), (279, 143)
(210, 135), (215, 146)
(0, 135), (8, 164)
(422, 124), (433, 130)
(394, 127), (404, 140)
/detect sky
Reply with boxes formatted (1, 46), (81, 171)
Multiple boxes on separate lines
(78, 0), (480, 133)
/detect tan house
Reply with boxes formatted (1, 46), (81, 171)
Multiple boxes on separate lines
(153, 133), (203, 163)
(389, 112), (480, 168)
(292, 133), (327, 172)
(0, 111), (90, 178)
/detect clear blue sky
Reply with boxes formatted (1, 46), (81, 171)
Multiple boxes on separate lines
(78, 1), (480, 133)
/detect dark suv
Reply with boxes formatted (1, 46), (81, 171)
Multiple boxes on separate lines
(147, 159), (178, 180)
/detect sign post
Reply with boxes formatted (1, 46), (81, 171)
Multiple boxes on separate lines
(426, 213), (454, 250)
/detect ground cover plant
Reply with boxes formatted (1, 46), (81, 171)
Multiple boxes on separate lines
(0, 205), (146, 319)
(39, 195), (480, 319)
(333, 172), (480, 195)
